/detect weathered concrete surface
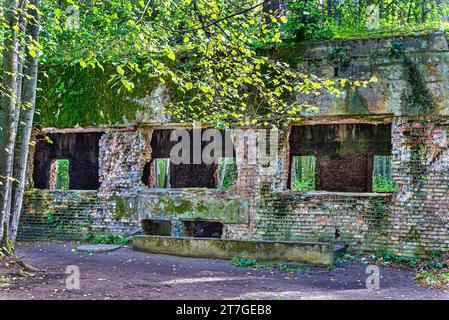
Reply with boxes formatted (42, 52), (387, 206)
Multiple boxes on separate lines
(77, 244), (121, 253)
(136, 189), (249, 224)
(290, 33), (449, 117)
(133, 235), (334, 267)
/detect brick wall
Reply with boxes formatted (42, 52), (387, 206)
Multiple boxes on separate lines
(256, 191), (393, 252)
(391, 116), (449, 256)
(316, 153), (374, 192)
(17, 190), (100, 241)
(18, 116), (449, 258)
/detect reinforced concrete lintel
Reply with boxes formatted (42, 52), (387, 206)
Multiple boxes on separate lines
(292, 115), (393, 126)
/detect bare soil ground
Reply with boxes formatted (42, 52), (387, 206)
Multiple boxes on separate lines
(0, 242), (448, 300)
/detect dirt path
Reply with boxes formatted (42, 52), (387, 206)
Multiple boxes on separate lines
(0, 242), (448, 300)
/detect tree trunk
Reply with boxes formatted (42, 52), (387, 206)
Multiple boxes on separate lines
(164, 159), (170, 188)
(6, 0), (28, 236)
(0, 0), (20, 249)
(220, 157), (227, 188)
(9, 0), (41, 241)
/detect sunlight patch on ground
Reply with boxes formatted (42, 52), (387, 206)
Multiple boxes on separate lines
(160, 276), (250, 285)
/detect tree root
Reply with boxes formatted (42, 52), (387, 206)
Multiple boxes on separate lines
(0, 243), (38, 272)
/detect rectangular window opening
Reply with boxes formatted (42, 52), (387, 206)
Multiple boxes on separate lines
(183, 221), (223, 238)
(49, 159), (70, 190)
(289, 123), (392, 193)
(217, 157), (237, 189)
(33, 132), (102, 190)
(291, 156), (316, 191)
(142, 158), (170, 188)
(373, 155), (397, 193)
(147, 129), (236, 189)
(141, 219), (172, 236)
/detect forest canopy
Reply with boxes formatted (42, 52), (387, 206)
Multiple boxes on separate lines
(2, 1), (448, 128)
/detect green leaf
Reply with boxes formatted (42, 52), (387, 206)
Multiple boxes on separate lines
(167, 52), (176, 61)
(116, 66), (125, 76)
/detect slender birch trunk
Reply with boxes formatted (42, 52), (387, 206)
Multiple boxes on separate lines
(0, 0), (20, 249)
(164, 159), (170, 188)
(7, 0), (28, 237)
(10, 0), (41, 241)
(220, 157), (227, 188)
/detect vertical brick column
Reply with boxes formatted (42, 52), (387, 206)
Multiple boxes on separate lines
(226, 126), (291, 240)
(391, 116), (449, 256)
(99, 128), (153, 195)
(232, 126), (291, 192)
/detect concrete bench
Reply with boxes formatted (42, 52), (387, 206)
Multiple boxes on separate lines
(133, 235), (334, 267)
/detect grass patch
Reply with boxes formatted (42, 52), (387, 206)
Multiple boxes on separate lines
(230, 254), (311, 274)
(83, 234), (132, 246)
(231, 254), (257, 268)
(0, 276), (11, 288)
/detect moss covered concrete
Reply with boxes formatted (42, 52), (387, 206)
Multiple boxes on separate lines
(35, 33), (449, 129)
(138, 191), (249, 224)
(133, 235), (334, 267)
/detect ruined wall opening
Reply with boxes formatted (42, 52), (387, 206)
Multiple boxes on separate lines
(141, 219), (172, 236)
(183, 220), (223, 238)
(291, 156), (316, 191)
(142, 158), (170, 188)
(144, 129), (236, 188)
(48, 159), (70, 190)
(217, 157), (238, 189)
(33, 132), (103, 190)
(289, 123), (392, 192)
(373, 155), (396, 192)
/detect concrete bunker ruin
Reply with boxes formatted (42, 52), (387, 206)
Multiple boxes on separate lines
(17, 33), (449, 261)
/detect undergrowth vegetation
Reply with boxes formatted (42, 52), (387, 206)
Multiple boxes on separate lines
(337, 251), (449, 292)
(283, 0), (449, 42)
(83, 234), (132, 246)
(231, 254), (311, 274)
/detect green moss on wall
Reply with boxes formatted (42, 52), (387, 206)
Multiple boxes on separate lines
(114, 195), (136, 220)
(142, 194), (248, 223)
(36, 64), (160, 128)
(400, 56), (436, 115)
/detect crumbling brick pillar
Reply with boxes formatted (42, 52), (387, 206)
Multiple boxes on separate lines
(227, 126), (291, 240)
(391, 116), (449, 256)
(232, 128), (259, 190)
(232, 126), (291, 191)
(99, 128), (153, 195)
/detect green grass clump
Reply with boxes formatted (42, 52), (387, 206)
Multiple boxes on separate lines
(83, 234), (132, 246)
